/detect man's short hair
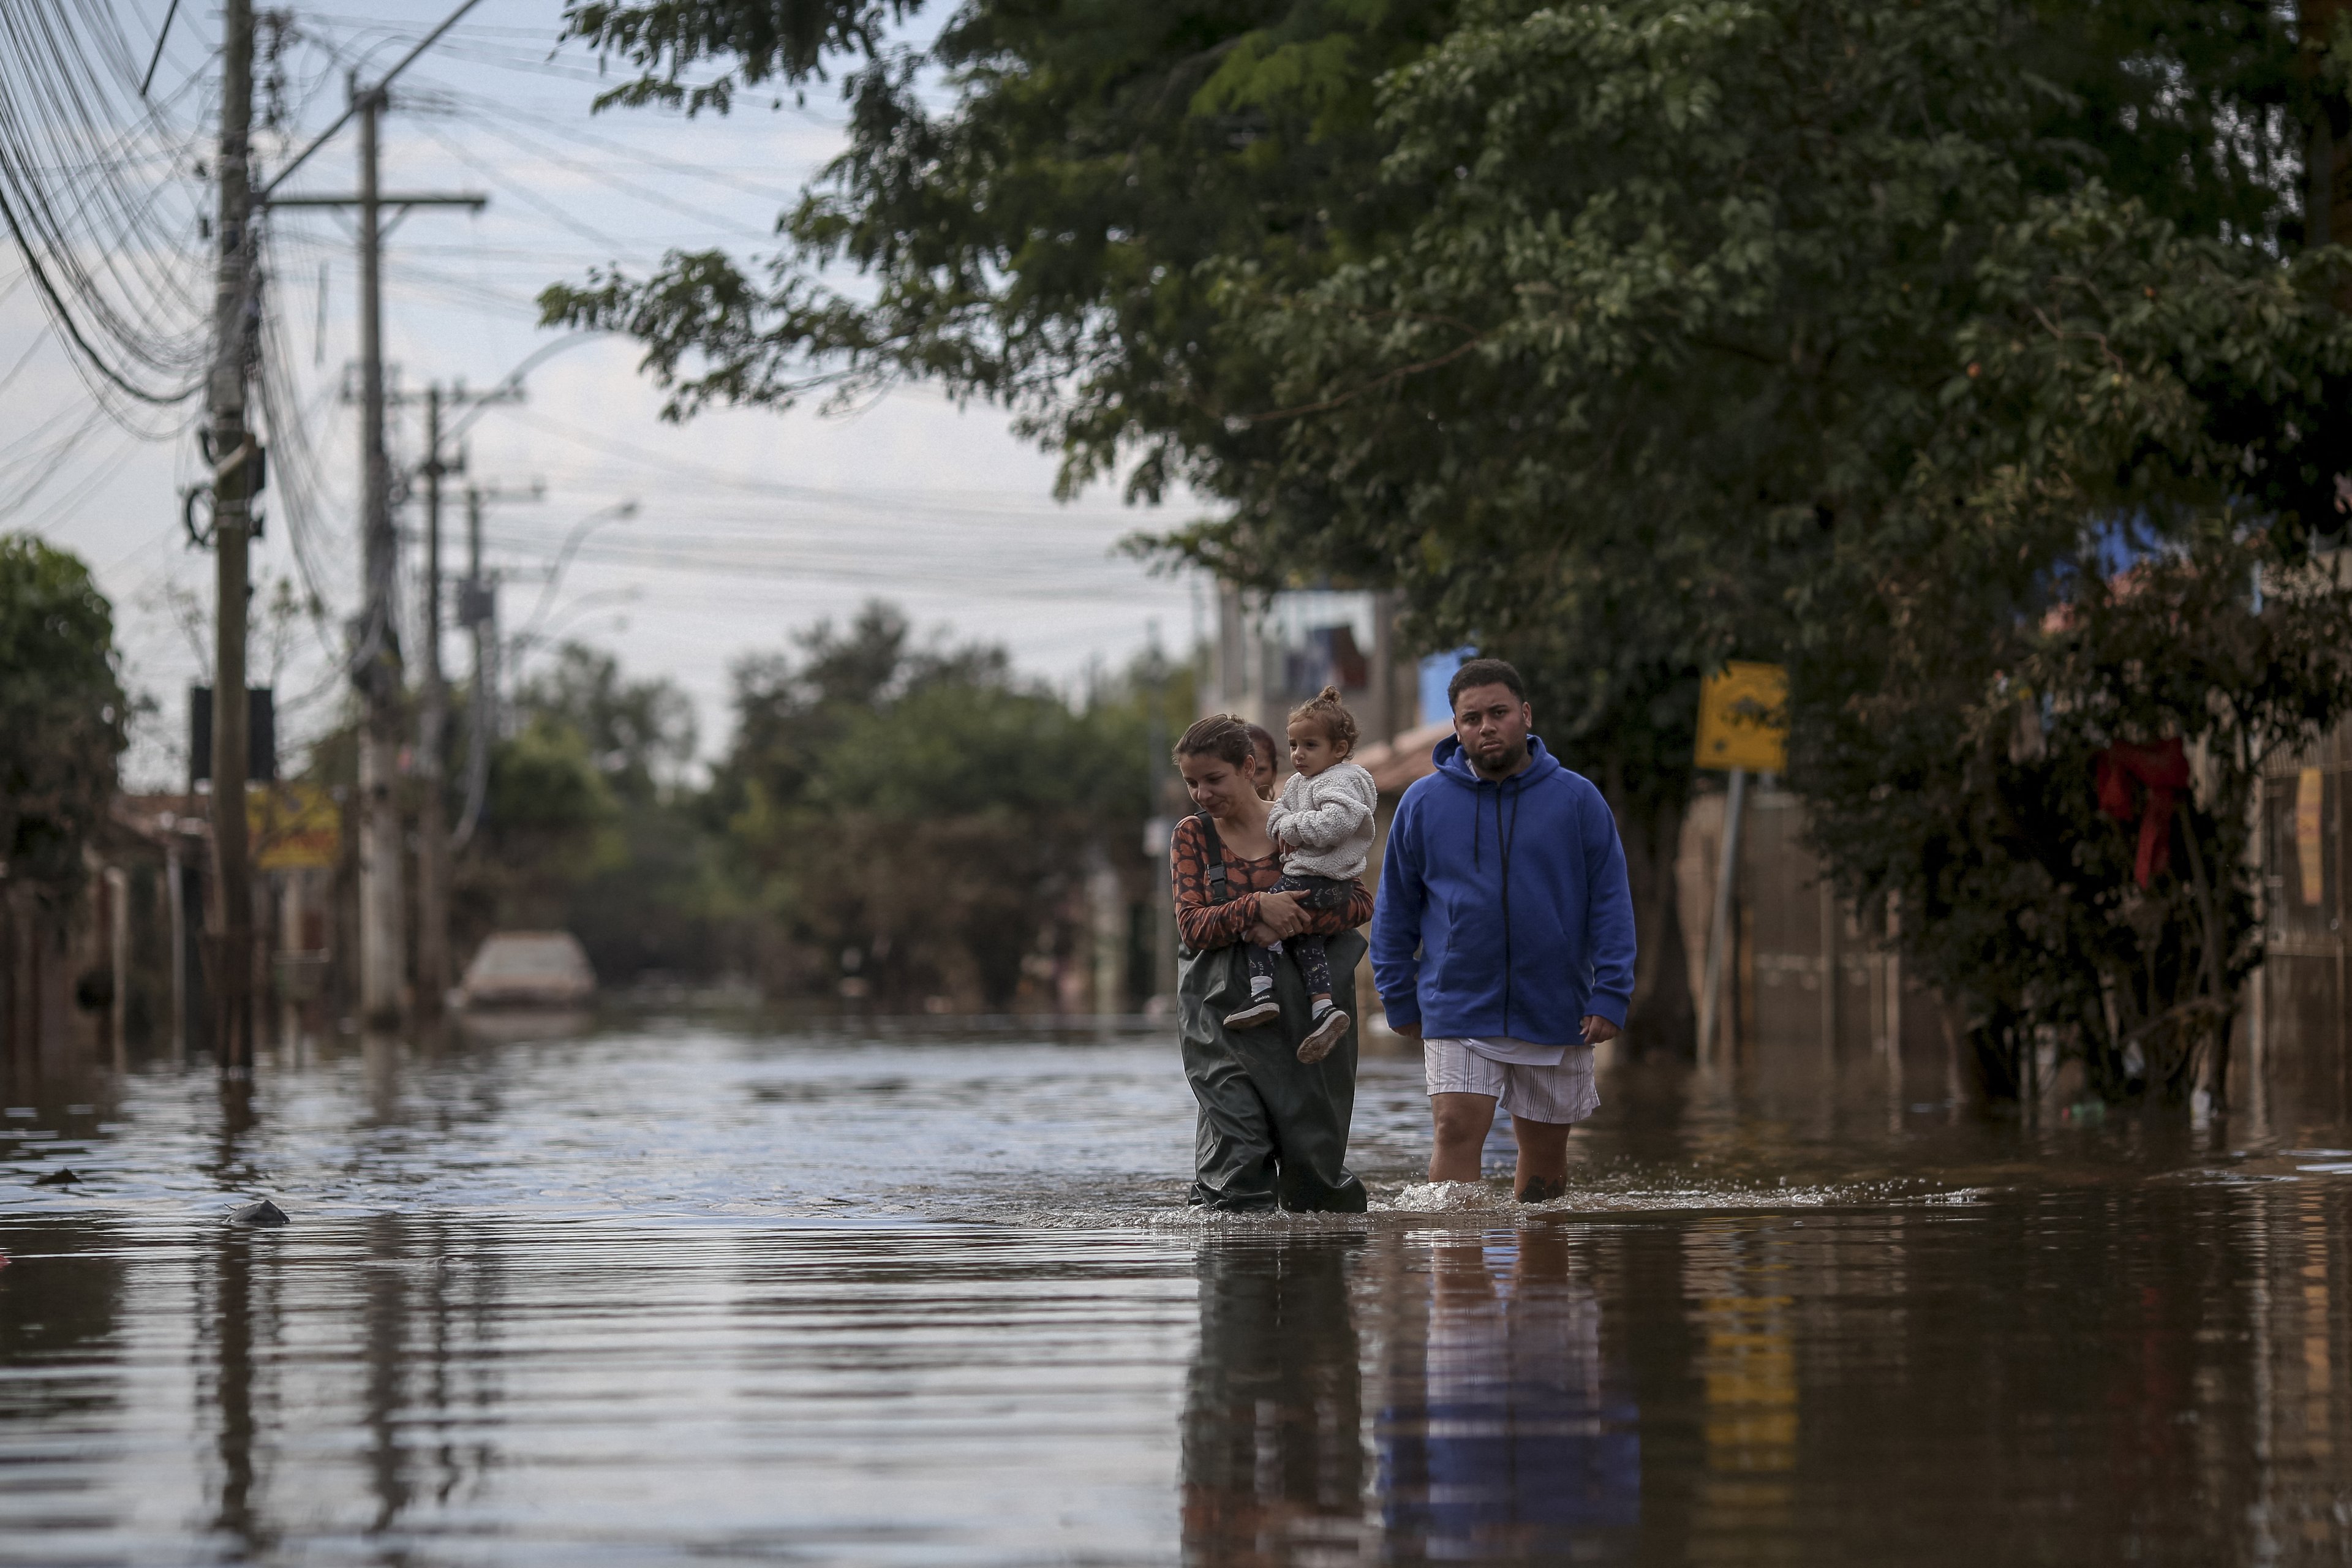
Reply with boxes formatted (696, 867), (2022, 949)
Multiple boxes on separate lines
(1447, 657), (1527, 710)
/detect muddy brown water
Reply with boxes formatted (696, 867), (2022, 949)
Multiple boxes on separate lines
(2, 1019), (2349, 1565)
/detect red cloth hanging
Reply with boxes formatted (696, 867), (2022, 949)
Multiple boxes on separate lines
(2095, 737), (2190, 888)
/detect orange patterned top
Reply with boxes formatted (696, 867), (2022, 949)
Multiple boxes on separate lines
(1170, 812), (1375, 951)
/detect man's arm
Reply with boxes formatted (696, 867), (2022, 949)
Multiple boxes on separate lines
(1581, 789), (1637, 1028)
(1369, 791), (1425, 1031)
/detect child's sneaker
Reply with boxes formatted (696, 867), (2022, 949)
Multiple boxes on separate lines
(1296, 1007), (1350, 1063)
(1224, 995), (1283, 1029)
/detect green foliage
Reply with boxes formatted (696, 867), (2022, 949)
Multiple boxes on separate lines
(479, 712), (624, 910)
(513, 641), (699, 806)
(547, 0), (1452, 501)
(1791, 197), (2352, 1100)
(1803, 527), (2352, 1101)
(457, 610), (1185, 1006)
(716, 600), (1177, 1006)
(461, 644), (721, 979)
(564, 0), (925, 115)
(1180, 1), (2352, 1088)
(546, 0), (2352, 1084)
(0, 535), (127, 899)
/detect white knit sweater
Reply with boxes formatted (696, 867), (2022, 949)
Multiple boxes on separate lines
(1266, 760), (1380, 881)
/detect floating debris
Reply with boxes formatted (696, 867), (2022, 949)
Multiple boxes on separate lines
(227, 1199), (289, 1226)
(32, 1167), (79, 1186)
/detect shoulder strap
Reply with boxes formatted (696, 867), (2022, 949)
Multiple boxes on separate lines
(1194, 809), (1231, 903)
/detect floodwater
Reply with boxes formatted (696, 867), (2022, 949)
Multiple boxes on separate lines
(4, 1017), (2351, 1566)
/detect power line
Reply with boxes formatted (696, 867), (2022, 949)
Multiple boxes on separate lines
(0, 401), (117, 519)
(492, 402), (1124, 520)
(414, 118), (627, 251)
(429, 106), (781, 240)
(0, 0), (213, 420)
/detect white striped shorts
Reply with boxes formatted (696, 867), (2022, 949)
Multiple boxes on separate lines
(1422, 1038), (1600, 1125)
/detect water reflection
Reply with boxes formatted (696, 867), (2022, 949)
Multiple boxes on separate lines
(1375, 1230), (1638, 1561)
(1182, 1236), (1366, 1563)
(1178, 1229), (1644, 1566)
(5, 1020), (2352, 1564)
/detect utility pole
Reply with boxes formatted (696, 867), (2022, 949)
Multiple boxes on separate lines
(453, 481), (537, 850)
(355, 83), (403, 1025)
(1141, 634), (1177, 1007)
(399, 384), (520, 1008)
(460, 484), (495, 850)
(207, 0), (259, 1071)
(449, 481), (524, 846)
(270, 91), (483, 1027)
(414, 383), (451, 1012)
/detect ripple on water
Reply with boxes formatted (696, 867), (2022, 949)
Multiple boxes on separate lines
(4, 1017), (2352, 1567)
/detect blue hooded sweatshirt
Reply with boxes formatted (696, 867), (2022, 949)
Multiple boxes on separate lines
(1371, 734), (1637, 1044)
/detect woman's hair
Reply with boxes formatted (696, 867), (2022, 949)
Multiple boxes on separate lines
(1174, 713), (1257, 768)
(1288, 685), (1360, 756)
(1243, 722), (1280, 797)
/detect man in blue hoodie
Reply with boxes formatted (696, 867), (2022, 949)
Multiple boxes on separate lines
(1372, 658), (1638, 1202)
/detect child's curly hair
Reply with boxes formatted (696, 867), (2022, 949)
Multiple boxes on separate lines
(1288, 685), (1360, 757)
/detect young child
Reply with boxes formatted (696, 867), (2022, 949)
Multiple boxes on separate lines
(1225, 685), (1380, 1063)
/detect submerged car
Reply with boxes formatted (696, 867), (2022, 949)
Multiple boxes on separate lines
(458, 931), (597, 1010)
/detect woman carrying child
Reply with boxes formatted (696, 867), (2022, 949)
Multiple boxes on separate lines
(1226, 687), (1381, 1062)
(1169, 706), (1375, 1214)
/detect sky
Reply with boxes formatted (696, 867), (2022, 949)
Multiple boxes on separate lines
(1, 0), (1207, 788)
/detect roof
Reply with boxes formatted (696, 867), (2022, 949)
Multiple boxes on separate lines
(1355, 720), (1452, 796)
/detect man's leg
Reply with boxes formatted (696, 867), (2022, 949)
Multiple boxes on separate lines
(1509, 1115), (1573, 1202)
(1428, 1092), (1498, 1183)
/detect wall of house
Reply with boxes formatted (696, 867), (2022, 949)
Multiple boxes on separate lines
(2252, 723), (2352, 1126)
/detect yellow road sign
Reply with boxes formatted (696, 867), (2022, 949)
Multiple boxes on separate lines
(1695, 662), (1789, 774)
(248, 782), (340, 871)
(2296, 766), (2325, 907)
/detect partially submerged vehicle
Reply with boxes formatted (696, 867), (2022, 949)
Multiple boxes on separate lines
(458, 931), (596, 1010)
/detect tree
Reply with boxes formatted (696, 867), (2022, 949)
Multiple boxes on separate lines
(547, 0), (1453, 499)
(461, 643), (726, 981)
(1164, 0), (2352, 1091)
(0, 535), (127, 900)
(1789, 197), (2352, 1099)
(715, 600), (1159, 1006)
(513, 641), (698, 806)
(546, 0), (2352, 1079)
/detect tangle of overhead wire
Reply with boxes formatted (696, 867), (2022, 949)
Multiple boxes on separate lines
(255, 224), (352, 649)
(413, 118), (630, 252)
(0, 401), (118, 521)
(0, 0), (215, 424)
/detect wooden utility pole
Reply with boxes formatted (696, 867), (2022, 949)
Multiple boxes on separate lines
(460, 484), (494, 849)
(217, 0), (488, 1028)
(404, 383), (518, 1008)
(454, 481), (534, 850)
(207, 0), (259, 1070)
(415, 383), (451, 1012)
(267, 90), (483, 1026)
(354, 83), (404, 1025)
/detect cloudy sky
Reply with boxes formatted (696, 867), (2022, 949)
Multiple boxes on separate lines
(2, 0), (1206, 786)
